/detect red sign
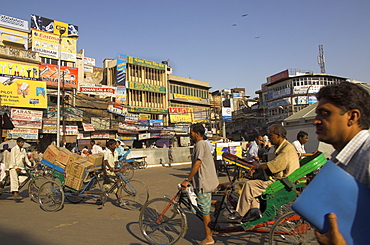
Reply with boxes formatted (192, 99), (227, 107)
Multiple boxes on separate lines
(268, 69), (289, 84)
(169, 107), (189, 113)
(39, 63), (78, 89)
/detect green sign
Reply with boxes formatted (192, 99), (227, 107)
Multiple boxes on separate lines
(128, 106), (168, 114)
(127, 56), (166, 70)
(127, 81), (166, 93)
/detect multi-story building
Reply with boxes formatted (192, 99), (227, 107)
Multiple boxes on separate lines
(262, 69), (348, 124)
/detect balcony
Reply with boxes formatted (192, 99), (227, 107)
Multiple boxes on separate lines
(0, 45), (40, 63)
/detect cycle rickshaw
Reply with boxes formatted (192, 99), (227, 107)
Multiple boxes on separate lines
(37, 158), (149, 212)
(138, 152), (326, 244)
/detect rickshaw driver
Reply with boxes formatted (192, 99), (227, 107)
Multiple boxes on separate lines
(236, 124), (300, 222)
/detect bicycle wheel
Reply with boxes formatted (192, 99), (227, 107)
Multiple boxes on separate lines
(121, 163), (134, 180)
(269, 211), (317, 245)
(141, 159), (148, 169)
(117, 179), (148, 210)
(28, 176), (47, 203)
(139, 198), (187, 245)
(64, 187), (84, 204)
(38, 181), (64, 212)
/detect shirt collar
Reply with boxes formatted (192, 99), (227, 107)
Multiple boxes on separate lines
(331, 130), (369, 165)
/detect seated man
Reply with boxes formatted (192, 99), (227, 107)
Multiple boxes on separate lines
(292, 131), (317, 159)
(236, 124), (300, 221)
(245, 135), (264, 163)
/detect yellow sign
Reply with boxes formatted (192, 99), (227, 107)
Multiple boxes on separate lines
(31, 29), (77, 62)
(0, 78), (47, 108)
(173, 93), (202, 101)
(0, 59), (39, 79)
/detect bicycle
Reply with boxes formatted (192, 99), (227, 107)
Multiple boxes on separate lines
(139, 152), (326, 245)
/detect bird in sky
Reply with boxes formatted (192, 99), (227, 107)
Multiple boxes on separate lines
(242, 14), (248, 17)
(255, 36), (261, 39)
(232, 24), (237, 26)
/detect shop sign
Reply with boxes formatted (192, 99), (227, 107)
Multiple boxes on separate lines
(127, 81), (166, 93)
(11, 108), (43, 129)
(40, 63), (78, 88)
(0, 78), (47, 108)
(128, 106), (167, 114)
(0, 59), (39, 80)
(91, 131), (110, 139)
(82, 123), (94, 131)
(116, 54), (127, 85)
(127, 56), (165, 70)
(91, 117), (110, 130)
(173, 93), (202, 102)
(8, 128), (38, 139)
(79, 83), (116, 96)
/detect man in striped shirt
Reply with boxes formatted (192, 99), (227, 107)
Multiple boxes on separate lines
(313, 82), (370, 245)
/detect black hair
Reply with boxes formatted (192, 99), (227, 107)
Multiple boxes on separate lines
(191, 123), (205, 136)
(106, 139), (116, 147)
(90, 140), (95, 144)
(297, 131), (308, 140)
(16, 137), (25, 143)
(316, 82), (370, 129)
(270, 124), (287, 138)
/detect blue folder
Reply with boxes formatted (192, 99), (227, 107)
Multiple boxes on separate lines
(291, 160), (370, 245)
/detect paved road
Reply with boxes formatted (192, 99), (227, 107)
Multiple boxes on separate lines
(0, 163), (274, 245)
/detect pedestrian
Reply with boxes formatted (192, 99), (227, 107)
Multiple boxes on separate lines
(0, 144), (10, 186)
(90, 140), (104, 154)
(81, 146), (90, 157)
(313, 82), (370, 244)
(168, 145), (173, 167)
(102, 139), (118, 194)
(9, 137), (32, 200)
(245, 135), (264, 163)
(181, 123), (219, 245)
(292, 131), (318, 159)
(115, 140), (125, 161)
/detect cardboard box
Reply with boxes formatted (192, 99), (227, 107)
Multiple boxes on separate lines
(57, 148), (80, 166)
(43, 144), (60, 163)
(65, 176), (84, 191)
(54, 160), (66, 170)
(65, 160), (93, 179)
(88, 153), (104, 168)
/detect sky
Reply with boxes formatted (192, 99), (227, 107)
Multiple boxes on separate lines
(3, 0), (370, 97)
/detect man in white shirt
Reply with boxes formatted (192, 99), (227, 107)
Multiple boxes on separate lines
(90, 140), (104, 154)
(245, 135), (264, 163)
(292, 131), (317, 159)
(9, 137), (32, 200)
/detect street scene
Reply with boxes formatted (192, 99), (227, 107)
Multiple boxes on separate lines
(1, 1), (370, 245)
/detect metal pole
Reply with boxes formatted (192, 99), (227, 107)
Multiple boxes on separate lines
(56, 26), (66, 147)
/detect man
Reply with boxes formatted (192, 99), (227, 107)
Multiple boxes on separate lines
(245, 135), (264, 163)
(9, 137), (32, 200)
(236, 124), (299, 221)
(313, 82), (370, 244)
(103, 139), (118, 194)
(115, 140), (125, 161)
(168, 145), (173, 167)
(0, 144), (10, 185)
(181, 123), (219, 245)
(90, 140), (104, 154)
(292, 131), (317, 159)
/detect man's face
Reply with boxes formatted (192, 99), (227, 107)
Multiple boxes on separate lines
(189, 128), (198, 142)
(299, 135), (308, 145)
(268, 127), (280, 146)
(17, 141), (24, 148)
(256, 136), (264, 146)
(313, 98), (350, 145)
(90, 142), (94, 146)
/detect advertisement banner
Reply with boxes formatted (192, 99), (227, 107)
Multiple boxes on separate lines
(293, 85), (323, 95)
(0, 59), (39, 80)
(31, 29), (77, 62)
(91, 117), (110, 130)
(267, 69), (289, 84)
(82, 123), (95, 131)
(40, 63), (78, 88)
(116, 54), (127, 85)
(107, 102), (126, 116)
(30, 14), (78, 37)
(222, 107), (232, 122)
(0, 78), (47, 108)
(138, 133), (150, 140)
(90, 131), (110, 139)
(79, 83), (116, 96)
(0, 14), (28, 32)
(8, 128), (38, 140)
(169, 107), (192, 123)
(125, 113), (139, 122)
(127, 81), (166, 93)
(193, 108), (209, 123)
(118, 122), (139, 134)
(116, 86), (126, 104)
(173, 93), (202, 102)
(84, 57), (95, 66)
(128, 106), (167, 114)
(47, 107), (83, 121)
(127, 56), (165, 70)
(11, 108), (43, 129)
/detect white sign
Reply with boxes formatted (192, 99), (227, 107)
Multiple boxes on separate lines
(0, 14), (28, 32)
(79, 84), (116, 96)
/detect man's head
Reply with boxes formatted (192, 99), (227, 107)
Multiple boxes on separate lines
(106, 139), (117, 151)
(16, 137), (25, 148)
(313, 82), (370, 151)
(90, 140), (95, 146)
(255, 135), (264, 146)
(268, 124), (286, 146)
(297, 131), (309, 145)
(190, 123), (205, 143)
(116, 140), (121, 147)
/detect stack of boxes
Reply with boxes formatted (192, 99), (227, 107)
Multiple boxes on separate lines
(42, 145), (104, 190)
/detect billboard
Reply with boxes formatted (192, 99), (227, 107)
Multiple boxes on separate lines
(79, 84), (116, 96)
(11, 108), (43, 129)
(0, 14), (28, 32)
(0, 78), (47, 108)
(116, 86), (126, 104)
(267, 69), (289, 84)
(31, 29), (77, 62)
(127, 56), (165, 70)
(0, 59), (39, 80)
(39, 63), (78, 88)
(127, 81), (166, 93)
(30, 14), (78, 37)
(116, 54), (127, 85)
(169, 107), (192, 123)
